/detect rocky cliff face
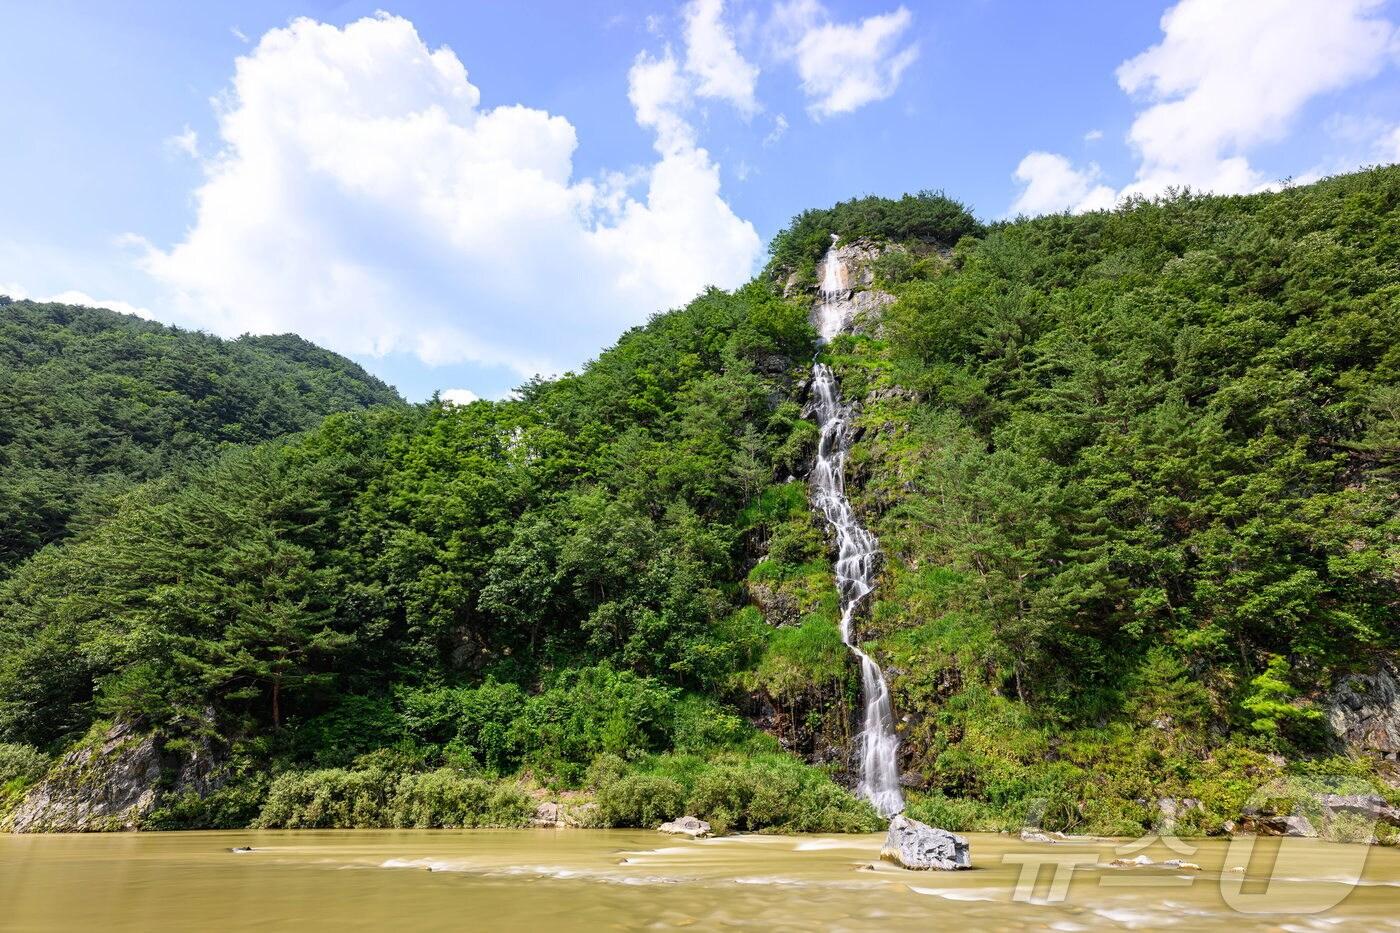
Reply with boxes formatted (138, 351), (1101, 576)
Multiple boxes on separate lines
(1329, 660), (1400, 760)
(4, 720), (223, 832)
(783, 239), (898, 339)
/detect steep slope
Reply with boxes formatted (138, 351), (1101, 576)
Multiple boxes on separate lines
(1, 171), (1397, 838)
(815, 166), (1400, 834)
(0, 298), (402, 571)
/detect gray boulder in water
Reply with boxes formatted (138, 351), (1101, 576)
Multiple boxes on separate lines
(880, 814), (971, 870)
(658, 816), (711, 838)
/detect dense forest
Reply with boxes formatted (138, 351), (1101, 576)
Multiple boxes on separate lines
(0, 167), (1396, 836)
(0, 300), (402, 572)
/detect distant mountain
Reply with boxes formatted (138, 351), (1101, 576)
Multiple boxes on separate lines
(0, 298), (402, 570)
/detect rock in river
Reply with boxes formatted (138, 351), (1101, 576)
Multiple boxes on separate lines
(658, 816), (711, 838)
(879, 814), (971, 870)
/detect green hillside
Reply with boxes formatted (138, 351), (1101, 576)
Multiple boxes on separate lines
(1, 167), (1396, 836)
(0, 300), (403, 571)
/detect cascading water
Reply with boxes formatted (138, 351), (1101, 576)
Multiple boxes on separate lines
(808, 240), (904, 819)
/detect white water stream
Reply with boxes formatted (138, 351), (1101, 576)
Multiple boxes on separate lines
(809, 240), (904, 818)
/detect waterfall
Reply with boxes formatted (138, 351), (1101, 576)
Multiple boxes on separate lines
(808, 240), (904, 819)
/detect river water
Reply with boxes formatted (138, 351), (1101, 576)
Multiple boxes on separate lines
(3, 829), (1397, 931)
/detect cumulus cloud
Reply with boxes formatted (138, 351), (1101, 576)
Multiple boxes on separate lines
(139, 14), (761, 378)
(439, 388), (480, 406)
(1010, 0), (1398, 214)
(1117, 0), (1396, 196)
(1009, 152), (1116, 216)
(771, 0), (918, 118)
(683, 0), (760, 115)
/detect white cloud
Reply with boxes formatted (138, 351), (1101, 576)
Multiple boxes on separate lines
(1010, 0), (1399, 215)
(138, 14), (761, 378)
(763, 113), (789, 147)
(1083, 128), (1103, 142)
(1118, 0), (1397, 196)
(165, 125), (200, 159)
(1009, 153), (1117, 216)
(771, 1), (918, 119)
(682, 0), (760, 115)
(1, 282), (155, 320)
(439, 388), (480, 406)
(1385, 125), (1400, 161)
(231, 26), (249, 43)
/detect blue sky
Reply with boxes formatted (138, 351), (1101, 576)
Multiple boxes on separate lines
(2, 0), (1397, 401)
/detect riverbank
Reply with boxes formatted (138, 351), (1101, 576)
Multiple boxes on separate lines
(3, 828), (1397, 931)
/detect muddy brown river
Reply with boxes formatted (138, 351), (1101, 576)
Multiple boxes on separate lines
(2, 829), (1397, 930)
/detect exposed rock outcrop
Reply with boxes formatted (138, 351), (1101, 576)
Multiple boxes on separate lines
(1319, 793), (1400, 827)
(4, 720), (223, 833)
(6, 722), (162, 832)
(879, 814), (971, 870)
(529, 799), (598, 828)
(807, 239), (897, 340)
(658, 815), (711, 838)
(1328, 660), (1400, 759)
(1237, 811), (1318, 837)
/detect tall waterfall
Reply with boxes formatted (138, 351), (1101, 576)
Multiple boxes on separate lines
(809, 241), (904, 819)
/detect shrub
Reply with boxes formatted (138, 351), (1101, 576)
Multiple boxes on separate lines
(0, 743), (49, 784)
(255, 767), (535, 829)
(145, 774), (271, 830)
(255, 769), (392, 828)
(0, 742), (50, 816)
(293, 695), (404, 767)
(669, 754), (881, 834)
(595, 774), (687, 828)
(387, 770), (532, 828)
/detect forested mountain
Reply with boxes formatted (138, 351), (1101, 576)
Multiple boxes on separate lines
(0, 300), (402, 571)
(1, 167), (1396, 836)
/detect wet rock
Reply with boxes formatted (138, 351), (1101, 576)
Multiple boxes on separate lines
(879, 814), (971, 871)
(1164, 859), (1202, 871)
(1019, 829), (1071, 844)
(658, 816), (711, 838)
(1108, 855), (1200, 870)
(1328, 660), (1400, 759)
(229, 847), (254, 853)
(808, 239), (897, 340)
(897, 771), (928, 790)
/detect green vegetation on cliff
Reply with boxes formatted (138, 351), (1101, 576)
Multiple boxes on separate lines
(1, 170), (1396, 835)
(828, 166), (1400, 833)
